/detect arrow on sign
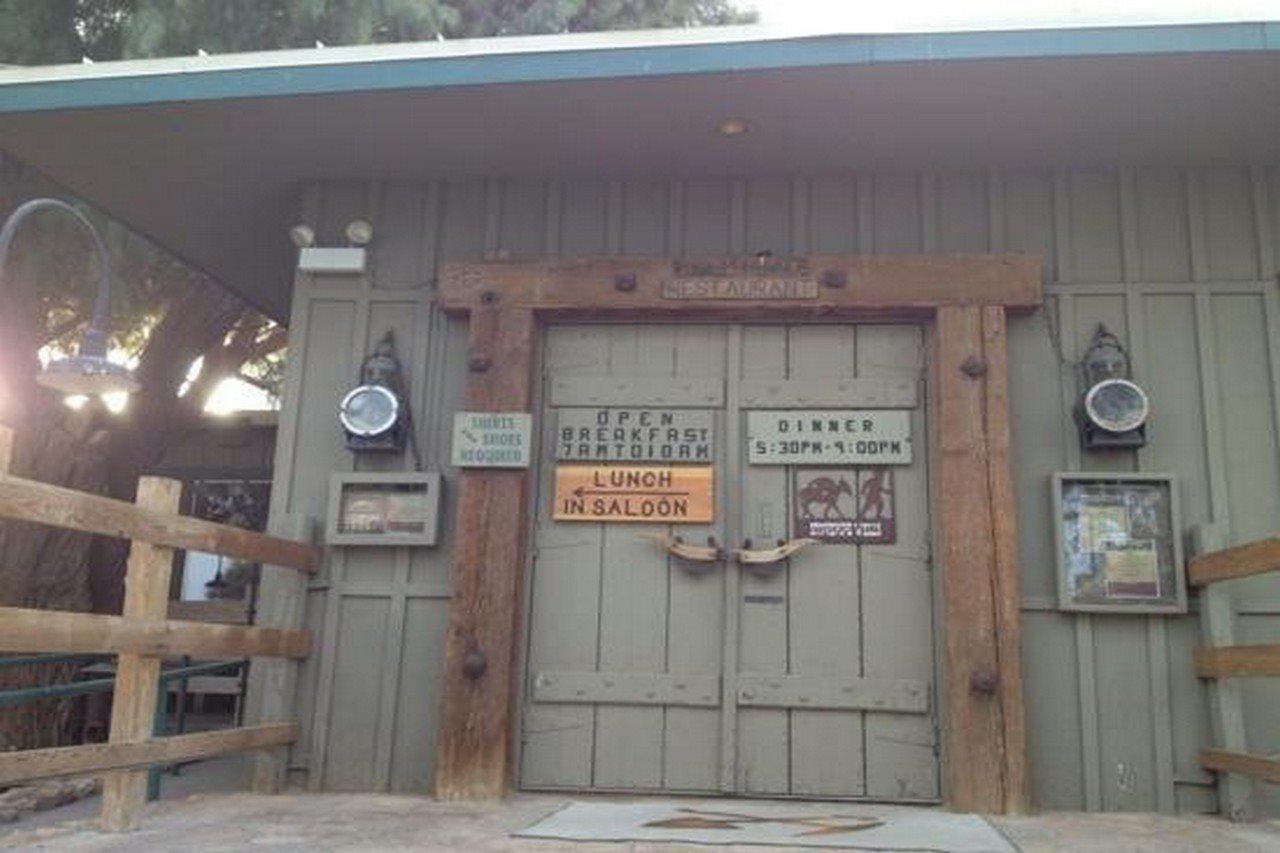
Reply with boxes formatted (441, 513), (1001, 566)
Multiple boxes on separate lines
(573, 486), (691, 498)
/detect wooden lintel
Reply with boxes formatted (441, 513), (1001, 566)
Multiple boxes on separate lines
(0, 473), (320, 573)
(438, 253), (1043, 317)
(1189, 537), (1280, 586)
(0, 606), (311, 659)
(0, 723), (297, 787)
(1195, 644), (1280, 678)
(933, 304), (1028, 814)
(435, 304), (537, 800)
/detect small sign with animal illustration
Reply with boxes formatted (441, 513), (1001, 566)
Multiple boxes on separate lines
(793, 468), (895, 544)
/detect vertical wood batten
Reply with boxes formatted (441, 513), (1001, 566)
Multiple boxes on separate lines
(1121, 167), (1178, 815)
(435, 302), (537, 799)
(246, 512), (315, 793)
(1054, 168), (1103, 812)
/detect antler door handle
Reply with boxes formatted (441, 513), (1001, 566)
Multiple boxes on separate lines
(639, 533), (723, 563)
(732, 538), (817, 565)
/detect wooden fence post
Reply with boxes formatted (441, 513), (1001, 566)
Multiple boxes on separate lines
(1193, 523), (1254, 821)
(0, 424), (12, 473)
(100, 476), (182, 832)
(244, 513), (314, 793)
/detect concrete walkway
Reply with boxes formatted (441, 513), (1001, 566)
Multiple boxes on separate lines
(3, 789), (1280, 850)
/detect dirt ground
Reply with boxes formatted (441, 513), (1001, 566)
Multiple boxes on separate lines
(3, 789), (1280, 852)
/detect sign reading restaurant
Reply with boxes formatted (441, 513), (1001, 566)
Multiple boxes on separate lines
(662, 257), (819, 300)
(557, 408), (713, 463)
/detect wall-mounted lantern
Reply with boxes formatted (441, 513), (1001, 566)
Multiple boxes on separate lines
(339, 330), (408, 453)
(1075, 324), (1148, 450)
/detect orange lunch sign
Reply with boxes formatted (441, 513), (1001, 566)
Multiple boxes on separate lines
(554, 464), (714, 523)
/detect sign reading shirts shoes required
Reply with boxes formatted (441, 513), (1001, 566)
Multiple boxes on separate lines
(557, 408), (713, 463)
(451, 411), (532, 468)
(747, 410), (912, 465)
(554, 464), (714, 522)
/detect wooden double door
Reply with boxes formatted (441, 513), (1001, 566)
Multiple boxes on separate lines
(519, 323), (938, 800)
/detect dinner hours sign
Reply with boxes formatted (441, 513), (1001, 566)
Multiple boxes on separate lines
(747, 409), (912, 465)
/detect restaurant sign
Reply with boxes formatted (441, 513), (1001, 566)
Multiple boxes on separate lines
(554, 464), (714, 523)
(662, 257), (818, 300)
(557, 408), (713, 463)
(747, 409), (912, 465)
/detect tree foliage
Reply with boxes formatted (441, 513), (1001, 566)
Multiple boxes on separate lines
(0, 0), (754, 410)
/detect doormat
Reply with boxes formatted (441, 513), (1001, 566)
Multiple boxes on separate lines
(516, 800), (1015, 851)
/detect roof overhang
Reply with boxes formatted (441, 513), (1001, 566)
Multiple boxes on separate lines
(1, 22), (1277, 320)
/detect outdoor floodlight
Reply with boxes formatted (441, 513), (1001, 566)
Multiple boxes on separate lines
(344, 219), (373, 246)
(289, 224), (316, 248)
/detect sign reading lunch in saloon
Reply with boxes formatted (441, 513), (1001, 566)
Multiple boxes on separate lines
(553, 464), (714, 522)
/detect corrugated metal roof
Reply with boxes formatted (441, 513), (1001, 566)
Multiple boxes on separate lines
(0, 21), (1277, 113)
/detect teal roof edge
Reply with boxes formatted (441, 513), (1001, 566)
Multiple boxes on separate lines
(0, 21), (1277, 114)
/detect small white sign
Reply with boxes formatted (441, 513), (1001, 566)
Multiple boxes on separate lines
(747, 409), (912, 465)
(451, 412), (532, 468)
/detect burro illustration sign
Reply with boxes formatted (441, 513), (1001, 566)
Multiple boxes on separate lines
(554, 464), (714, 522)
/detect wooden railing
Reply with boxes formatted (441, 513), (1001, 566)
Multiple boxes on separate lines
(1190, 527), (1280, 821)
(0, 426), (320, 831)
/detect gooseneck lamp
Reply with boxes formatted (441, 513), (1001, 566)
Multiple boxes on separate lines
(0, 198), (139, 399)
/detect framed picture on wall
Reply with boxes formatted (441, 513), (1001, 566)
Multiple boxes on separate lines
(1052, 472), (1186, 614)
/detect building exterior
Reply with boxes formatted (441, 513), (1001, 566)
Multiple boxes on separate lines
(1, 21), (1278, 816)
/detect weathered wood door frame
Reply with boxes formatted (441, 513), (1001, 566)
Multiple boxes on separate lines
(433, 254), (1040, 814)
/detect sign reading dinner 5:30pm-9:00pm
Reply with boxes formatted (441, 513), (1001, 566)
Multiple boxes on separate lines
(746, 410), (912, 465)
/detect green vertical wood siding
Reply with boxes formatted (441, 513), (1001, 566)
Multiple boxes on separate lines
(267, 167), (1280, 813)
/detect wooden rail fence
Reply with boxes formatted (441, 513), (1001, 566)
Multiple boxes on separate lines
(1191, 526), (1280, 821)
(0, 426), (319, 831)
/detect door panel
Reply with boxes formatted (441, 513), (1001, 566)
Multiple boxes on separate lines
(522, 324), (728, 792)
(522, 323), (937, 800)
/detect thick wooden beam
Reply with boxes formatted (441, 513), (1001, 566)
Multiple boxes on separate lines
(102, 476), (182, 833)
(0, 473), (320, 573)
(933, 304), (1026, 814)
(1189, 537), (1280, 587)
(980, 306), (1029, 815)
(1195, 644), (1280, 678)
(435, 302), (536, 799)
(439, 254), (1043, 317)
(1200, 748), (1280, 784)
(0, 606), (311, 659)
(0, 723), (297, 787)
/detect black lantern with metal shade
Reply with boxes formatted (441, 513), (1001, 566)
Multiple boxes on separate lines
(340, 330), (409, 453)
(0, 198), (139, 400)
(1075, 324), (1148, 450)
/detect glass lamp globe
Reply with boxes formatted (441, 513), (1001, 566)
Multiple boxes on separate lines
(339, 384), (399, 437)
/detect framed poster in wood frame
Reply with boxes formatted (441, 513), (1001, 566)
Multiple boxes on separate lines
(1052, 472), (1186, 614)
